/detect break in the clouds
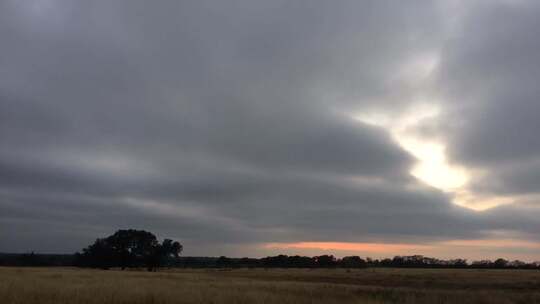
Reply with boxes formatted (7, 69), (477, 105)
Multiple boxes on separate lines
(1, 0), (539, 260)
(439, 1), (540, 197)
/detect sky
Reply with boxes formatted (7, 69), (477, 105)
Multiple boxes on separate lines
(1, 0), (540, 261)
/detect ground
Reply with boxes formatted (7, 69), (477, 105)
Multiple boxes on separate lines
(2, 267), (540, 303)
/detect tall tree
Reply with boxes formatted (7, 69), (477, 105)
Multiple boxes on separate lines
(76, 229), (182, 271)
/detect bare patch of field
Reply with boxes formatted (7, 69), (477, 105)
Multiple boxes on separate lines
(2, 267), (540, 303)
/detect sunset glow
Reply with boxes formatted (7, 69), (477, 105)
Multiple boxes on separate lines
(264, 239), (540, 261)
(265, 242), (432, 253)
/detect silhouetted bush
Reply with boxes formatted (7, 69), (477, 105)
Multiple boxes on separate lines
(74, 229), (182, 271)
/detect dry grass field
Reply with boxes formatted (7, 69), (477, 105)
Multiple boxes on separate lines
(2, 267), (540, 304)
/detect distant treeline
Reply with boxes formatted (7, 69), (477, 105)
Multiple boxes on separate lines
(0, 252), (75, 267)
(2, 252), (540, 270)
(2, 230), (539, 270)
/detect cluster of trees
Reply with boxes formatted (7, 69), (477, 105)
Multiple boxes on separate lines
(470, 258), (539, 269)
(371, 255), (468, 268)
(172, 255), (540, 270)
(0, 252), (74, 267)
(167, 255), (364, 268)
(74, 229), (182, 271)
(259, 255), (367, 268)
(2, 229), (540, 271)
(211, 254), (366, 268)
(366, 255), (540, 269)
(4, 252), (540, 270)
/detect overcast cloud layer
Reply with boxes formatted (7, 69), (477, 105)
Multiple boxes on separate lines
(1, 0), (539, 259)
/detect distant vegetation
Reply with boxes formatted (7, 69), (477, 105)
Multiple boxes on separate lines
(1, 229), (539, 270)
(3, 252), (538, 270)
(74, 229), (182, 271)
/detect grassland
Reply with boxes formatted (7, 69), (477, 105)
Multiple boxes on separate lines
(2, 267), (540, 304)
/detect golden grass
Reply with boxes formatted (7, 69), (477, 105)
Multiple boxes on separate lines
(1, 267), (540, 304)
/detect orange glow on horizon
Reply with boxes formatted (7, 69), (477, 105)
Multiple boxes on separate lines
(262, 239), (540, 261)
(264, 242), (433, 253)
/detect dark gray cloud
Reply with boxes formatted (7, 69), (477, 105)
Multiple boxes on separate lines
(437, 0), (540, 200)
(1, 0), (540, 256)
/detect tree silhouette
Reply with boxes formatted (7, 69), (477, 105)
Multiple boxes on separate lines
(314, 255), (337, 267)
(341, 256), (367, 268)
(75, 229), (182, 271)
(216, 256), (232, 268)
(493, 258), (509, 269)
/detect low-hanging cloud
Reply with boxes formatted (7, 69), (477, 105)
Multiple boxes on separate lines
(1, 0), (539, 258)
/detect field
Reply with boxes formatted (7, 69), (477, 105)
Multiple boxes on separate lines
(2, 267), (540, 304)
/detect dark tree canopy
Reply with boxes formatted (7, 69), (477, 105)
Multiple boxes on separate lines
(75, 229), (182, 271)
(3, 250), (540, 270)
(341, 256), (367, 268)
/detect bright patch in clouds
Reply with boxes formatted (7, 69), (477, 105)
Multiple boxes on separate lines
(391, 105), (468, 191)
(355, 104), (510, 211)
(355, 104), (468, 190)
(352, 49), (515, 211)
